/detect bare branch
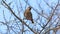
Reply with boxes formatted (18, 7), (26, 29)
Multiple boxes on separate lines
(2, 0), (36, 34)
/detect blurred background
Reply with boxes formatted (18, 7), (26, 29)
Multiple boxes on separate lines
(0, 0), (60, 34)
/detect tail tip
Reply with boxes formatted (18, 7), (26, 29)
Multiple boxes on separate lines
(31, 19), (34, 24)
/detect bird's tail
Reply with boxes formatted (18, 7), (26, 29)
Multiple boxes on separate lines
(31, 19), (34, 23)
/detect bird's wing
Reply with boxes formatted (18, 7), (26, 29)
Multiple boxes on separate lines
(27, 12), (32, 20)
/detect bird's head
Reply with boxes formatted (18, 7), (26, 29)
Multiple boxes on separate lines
(28, 6), (32, 10)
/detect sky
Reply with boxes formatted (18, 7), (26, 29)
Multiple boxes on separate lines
(0, 0), (60, 34)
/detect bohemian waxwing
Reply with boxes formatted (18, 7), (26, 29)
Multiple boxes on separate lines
(24, 6), (34, 23)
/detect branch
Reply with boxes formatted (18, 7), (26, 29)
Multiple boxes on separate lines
(2, 0), (36, 34)
(44, 26), (60, 34)
(39, 2), (59, 33)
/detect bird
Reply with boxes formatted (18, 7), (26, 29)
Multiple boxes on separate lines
(24, 6), (34, 23)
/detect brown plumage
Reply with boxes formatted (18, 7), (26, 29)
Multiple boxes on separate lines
(24, 7), (34, 23)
